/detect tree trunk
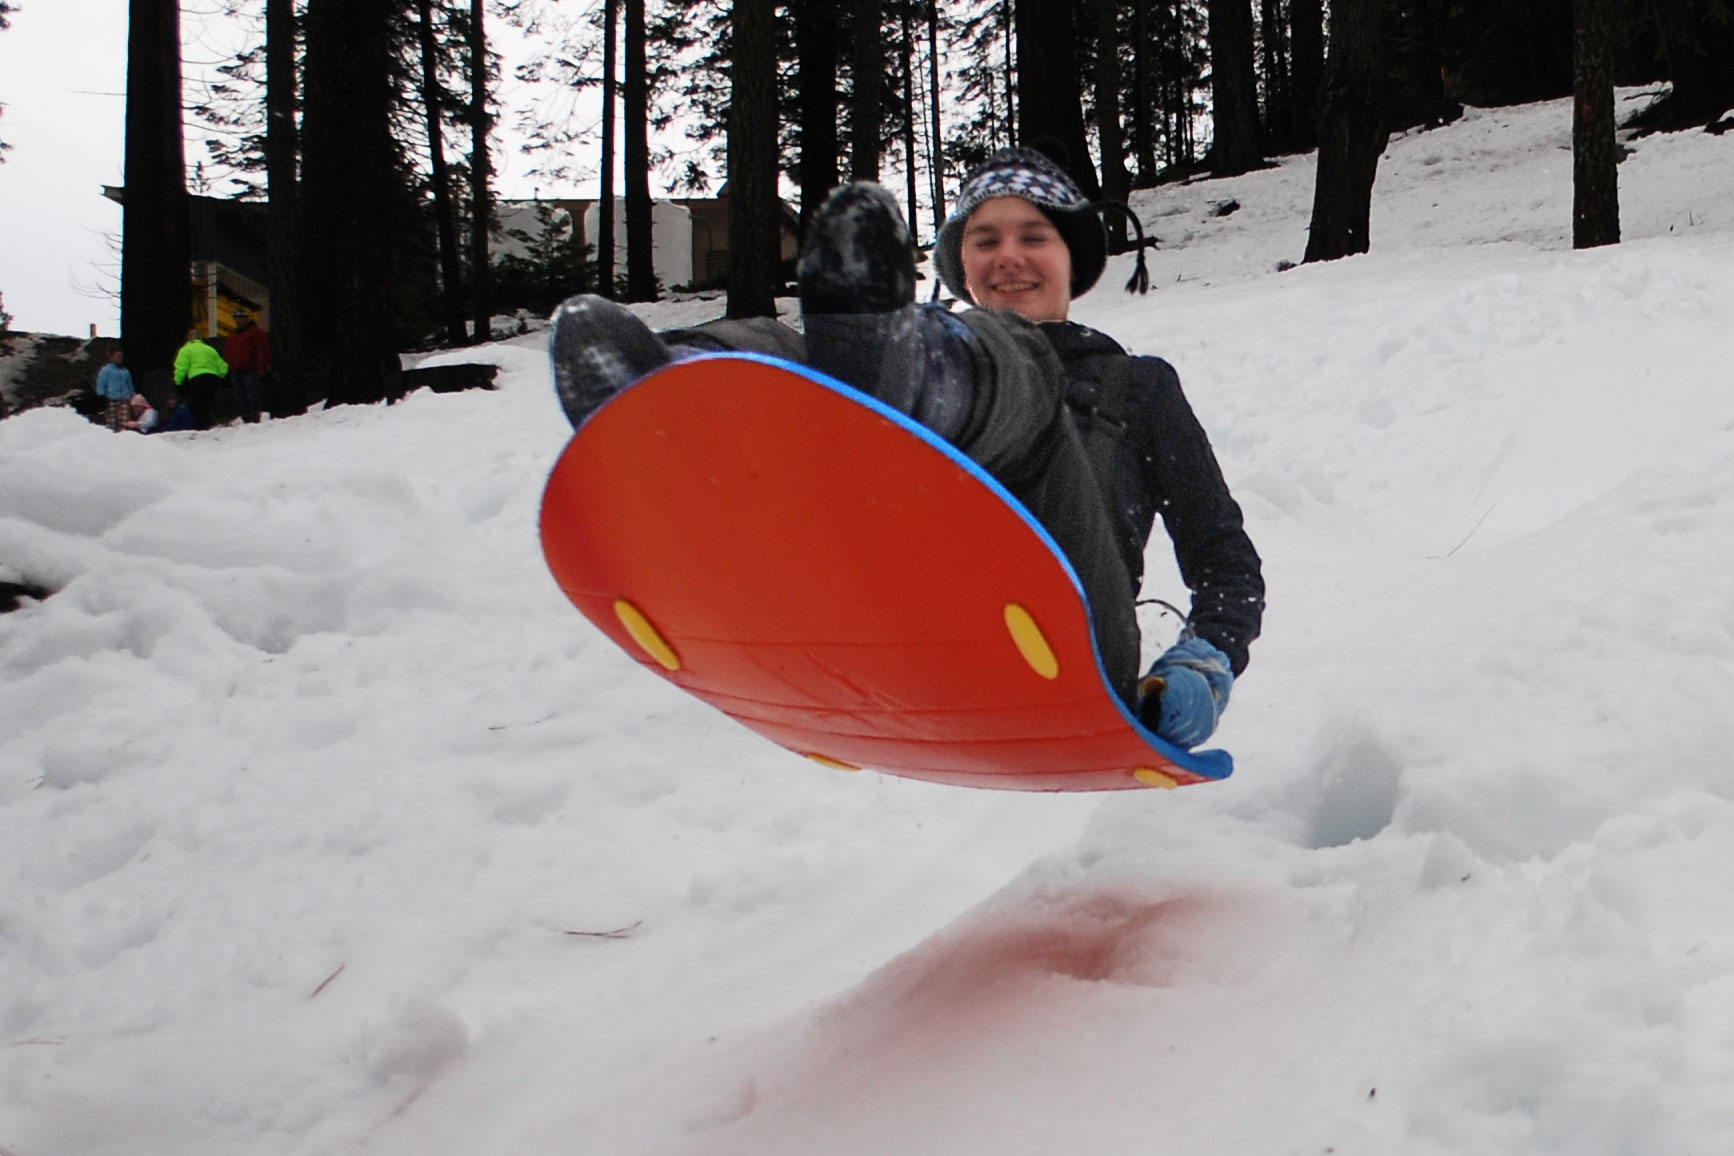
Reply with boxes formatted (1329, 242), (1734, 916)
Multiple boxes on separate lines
(265, 0), (303, 411)
(1303, 0), (1387, 262)
(1095, 0), (1133, 196)
(417, 0), (469, 344)
(1016, 0), (1101, 197)
(926, 0), (946, 233)
(1131, 0), (1159, 184)
(1003, 0), (1017, 147)
(1259, 0), (1291, 152)
(849, 0), (884, 180)
(624, 0), (658, 300)
(467, 0), (493, 342)
(795, 0), (841, 235)
(1096, 0), (1133, 248)
(597, 0), (618, 298)
(1288, 0), (1323, 150)
(122, 0), (189, 376)
(727, 0), (780, 318)
(901, 2), (922, 236)
(301, 0), (398, 405)
(1207, 0), (1264, 175)
(1573, 0), (1620, 248)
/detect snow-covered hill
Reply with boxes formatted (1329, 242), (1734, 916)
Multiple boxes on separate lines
(4, 95), (1734, 1156)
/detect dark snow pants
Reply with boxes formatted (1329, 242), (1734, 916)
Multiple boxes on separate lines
(664, 310), (1142, 706)
(185, 372), (223, 430)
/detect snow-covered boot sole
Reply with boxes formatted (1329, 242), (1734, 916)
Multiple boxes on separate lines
(550, 295), (673, 429)
(797, 183), (917, 316)
(798, 183), (933, 402)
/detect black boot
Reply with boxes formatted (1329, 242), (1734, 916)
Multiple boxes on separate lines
(549, 295), (674, 429)
(797, 182), (917, 315)
(798, 184), (978, 442)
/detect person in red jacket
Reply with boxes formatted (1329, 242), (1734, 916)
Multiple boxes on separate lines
(225, 309), (271, 423)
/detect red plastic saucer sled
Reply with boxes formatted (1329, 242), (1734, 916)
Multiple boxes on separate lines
(540, 354), (1232, 792)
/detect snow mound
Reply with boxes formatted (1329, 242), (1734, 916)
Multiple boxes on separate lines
(6, 95), (1734, 1156)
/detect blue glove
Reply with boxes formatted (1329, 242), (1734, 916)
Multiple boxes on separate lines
(1139, 637), (1234, 749)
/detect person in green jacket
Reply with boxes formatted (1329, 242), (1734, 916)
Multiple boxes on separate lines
(173, 329), (229, 430)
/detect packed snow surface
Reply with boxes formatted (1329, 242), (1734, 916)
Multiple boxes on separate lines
(5, 95), (1734, 1155)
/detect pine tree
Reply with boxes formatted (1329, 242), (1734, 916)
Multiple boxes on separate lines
(850, 0), (886, 180)
(1287, 0), (1323, 149)
(123, 0), (191, 376)
(300, 0), (401, 404)
(190, 26), (268, 199)
(266, 0), (304, 410)
(417, 0), (470, 344)
(899, 0), (923, 232)
(1573, 0), (1621, 247)
(1130, 0), (1160, 182)
(728, 0), (781, 317)
(1017, 0), (1101, 197)
(465, 0), (494, 340)
(925, 0), (946, 232)
(948, 0), (1017, 174)
(1095, 0), (1134, 235)
(1125, 0), (1210, 182)
(646, 0), (734, 194)
(492, 203), (593, 315)
(1258, 0), (1292, 152)
(1303, 0), (1388, 262)
(624, 0), (658, 301)
(598, 0), (619, 297)
(795, 0), (843, 232)
(1207, 0), (1265, 175)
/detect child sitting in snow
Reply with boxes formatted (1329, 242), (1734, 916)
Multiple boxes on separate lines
(124, 393), (159, 433)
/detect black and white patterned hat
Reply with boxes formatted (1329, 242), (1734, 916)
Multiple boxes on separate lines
(934, 147), (1109, 304)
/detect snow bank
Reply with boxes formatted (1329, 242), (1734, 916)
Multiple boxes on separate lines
(5, 95), (1734, 1156)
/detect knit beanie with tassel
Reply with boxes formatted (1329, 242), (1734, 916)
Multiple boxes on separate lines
(933, 145), (1151, 304)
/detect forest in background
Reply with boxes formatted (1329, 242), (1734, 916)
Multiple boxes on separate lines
(30, 0), (1734, 409)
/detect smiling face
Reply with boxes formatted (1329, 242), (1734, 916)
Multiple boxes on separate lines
(959, 196), (1073, 322)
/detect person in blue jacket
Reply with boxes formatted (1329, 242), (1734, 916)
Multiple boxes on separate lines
(551, 147), (1263, 749)
(95, 349), (135, 431)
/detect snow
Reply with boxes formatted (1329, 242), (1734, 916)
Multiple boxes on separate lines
(6, 94), (1734, 1155)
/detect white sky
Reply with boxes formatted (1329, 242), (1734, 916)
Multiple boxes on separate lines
(0, 0), (129, 336)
